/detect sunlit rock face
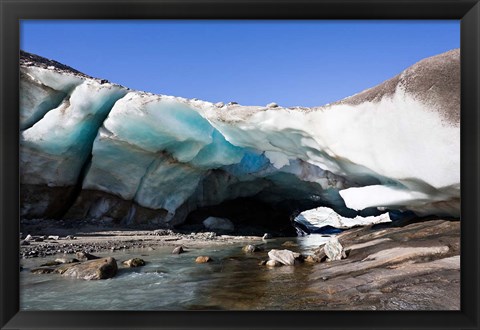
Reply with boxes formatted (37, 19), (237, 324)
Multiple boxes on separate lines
(19, 49), (460, 227)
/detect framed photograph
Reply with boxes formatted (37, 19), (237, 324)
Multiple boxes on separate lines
(1, 0), (479, 329)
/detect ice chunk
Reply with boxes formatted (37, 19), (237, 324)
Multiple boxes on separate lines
(339, 185), (430, 211)
(295, 206), (391, 231)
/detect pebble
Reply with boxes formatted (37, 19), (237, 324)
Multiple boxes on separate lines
(242, 244), (259, 253)
(195, 256), (212, 263)
(304, 255), (320, 263)
(266, 260), (281, 267)
(123, 258), (146, 267)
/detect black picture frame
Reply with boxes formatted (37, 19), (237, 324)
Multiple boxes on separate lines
(1, 0), (479, 329)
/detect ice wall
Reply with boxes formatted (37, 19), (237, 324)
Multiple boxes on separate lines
(19, 49), (460, 225)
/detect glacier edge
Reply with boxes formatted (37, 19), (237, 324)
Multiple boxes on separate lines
(19, 49), (461, 229)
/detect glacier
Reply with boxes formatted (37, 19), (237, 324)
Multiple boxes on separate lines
(19, 49), (460, 231)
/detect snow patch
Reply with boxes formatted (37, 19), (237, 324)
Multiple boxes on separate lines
(295, 206), (392, 230)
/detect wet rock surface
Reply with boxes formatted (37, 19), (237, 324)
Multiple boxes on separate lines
(242, 244), (260, 253)
(122, 258), (146, 267)
(304, 219), (460, 310)
(60, 257), (118, 280)
(267, 249), (301, 266)
(266, 259), (282, 267)
(171, 246), (185, 254)
(323, 237), (347, 261)
(195, 256), (212, 263)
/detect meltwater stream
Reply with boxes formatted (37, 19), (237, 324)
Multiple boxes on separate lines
(20, 235), (330, 310)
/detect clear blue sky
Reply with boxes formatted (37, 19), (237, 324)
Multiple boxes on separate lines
(21, 20), (459, 107)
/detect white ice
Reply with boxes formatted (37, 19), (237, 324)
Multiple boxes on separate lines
(20, 55), (460, 221)
(295, 206), (392, 230)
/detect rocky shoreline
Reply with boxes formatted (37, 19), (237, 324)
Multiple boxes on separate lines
(20, 218), (460, 310)
(303, 219), (460, 310)
(19, 218), (263, 259)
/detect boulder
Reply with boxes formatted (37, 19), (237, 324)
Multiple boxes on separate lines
(122, 258), (145, 267)
(24, 234), (33, 241)
(61, 257), (118, 280)
(202, 217), (234, 232)
(195, 256), (212, 263)
(55, 262), (79, 274)
(313, 246), (328, 263)
(40, 260), (62, 267)
(242, 244), (260, 253)
(304, 255), (321, 263)
(55, 257), (79, 264)
(172, 246), (185, 254)
(324, 237), (347, 261)
(282, 241), (298, 247)
(31, 267), (56, 274)
(76, 251), (100, 261)
(268, 249), (301, 266)
(266, 102), (279, 108)
(266, 259), (281, 267)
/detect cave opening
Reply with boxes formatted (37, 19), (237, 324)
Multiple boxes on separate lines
(180, 197), (301, 237)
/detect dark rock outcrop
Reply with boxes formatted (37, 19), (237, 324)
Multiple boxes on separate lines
(332, 49), (460, 125)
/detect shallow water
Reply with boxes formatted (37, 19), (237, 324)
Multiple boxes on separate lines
(20, 235), (330, 310)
